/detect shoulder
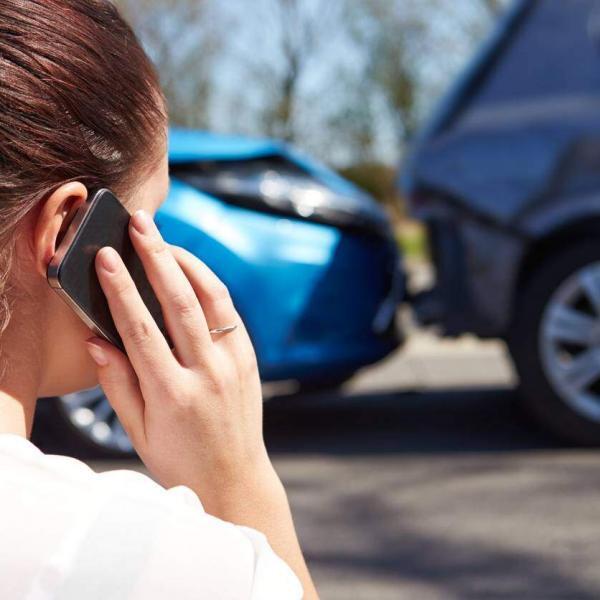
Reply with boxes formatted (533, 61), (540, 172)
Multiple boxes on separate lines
(0, 433), (194, 502)
(0, 435), (302, 600)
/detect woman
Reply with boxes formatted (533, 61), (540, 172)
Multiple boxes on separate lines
(0, 1), (318, 598)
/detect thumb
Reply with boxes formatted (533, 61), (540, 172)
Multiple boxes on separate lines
(85, 337), (146, 450)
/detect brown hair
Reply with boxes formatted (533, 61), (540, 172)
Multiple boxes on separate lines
(0, 0), (166, 336)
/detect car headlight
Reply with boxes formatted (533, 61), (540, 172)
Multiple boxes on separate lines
(171, 158), (392, 236)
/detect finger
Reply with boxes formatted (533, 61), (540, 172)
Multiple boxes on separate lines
(169, 247), (252, 355)
(85, 337), (146, 449)
(128, 210), (211, 366)
(95, 246), (176, 378)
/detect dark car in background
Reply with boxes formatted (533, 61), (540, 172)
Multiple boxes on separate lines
(402, 0), (600, 444)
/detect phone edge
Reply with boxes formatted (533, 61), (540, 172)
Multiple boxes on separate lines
(50, 285), (119, 345)
(46, 189), (123, 349)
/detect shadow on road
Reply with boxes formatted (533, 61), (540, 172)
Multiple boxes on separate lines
(266, 388), (600, 599)
(34, 385), (566, 460)
(264, 386), (563, 456)
(304, 486), (600, 600)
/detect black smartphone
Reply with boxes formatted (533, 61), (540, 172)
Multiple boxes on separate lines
(47, 188), (171, 353)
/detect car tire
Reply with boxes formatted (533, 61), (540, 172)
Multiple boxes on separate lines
(509, 240), (600, 445)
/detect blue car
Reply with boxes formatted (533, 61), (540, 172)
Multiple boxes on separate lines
(38, 129), (403, 456)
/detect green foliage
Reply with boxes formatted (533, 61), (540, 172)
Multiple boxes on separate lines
(339, 162), (398, 207)
(339, 161), (429, 262)
(396, 221), (429, 261)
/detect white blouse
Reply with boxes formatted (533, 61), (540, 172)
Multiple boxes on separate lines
(0, 434), (303, 600)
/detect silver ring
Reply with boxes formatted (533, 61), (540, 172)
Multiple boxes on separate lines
(209, 325), (238, 335)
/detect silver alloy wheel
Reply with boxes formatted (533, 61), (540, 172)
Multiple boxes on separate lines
(59, 387), (133, 453)
(540, 262), (600, 423)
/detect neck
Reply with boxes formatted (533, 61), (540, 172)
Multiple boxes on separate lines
(0, 387), (38, 439)
(0, 304), (43, 439)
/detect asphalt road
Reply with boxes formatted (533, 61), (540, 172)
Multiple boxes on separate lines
(262, 388), (600, 600)
(59, 336), (600, 599)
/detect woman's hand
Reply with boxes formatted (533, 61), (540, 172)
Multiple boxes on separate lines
(84, 209), (272, 511)
(85, 209), (319, 598)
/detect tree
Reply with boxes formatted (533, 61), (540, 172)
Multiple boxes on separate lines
(114, 0), (507, 169)
(114, 0), (221, 128)
(356, 0), (507, 160)
(225, 0), (350, 143)
(351, 0), (423, 159)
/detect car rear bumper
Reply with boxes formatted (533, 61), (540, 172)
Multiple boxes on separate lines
(413, 215), (524, 338)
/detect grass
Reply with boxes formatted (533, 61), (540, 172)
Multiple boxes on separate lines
(395, 219), (429, 262)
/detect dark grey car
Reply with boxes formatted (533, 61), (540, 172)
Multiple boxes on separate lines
(402, 0), (600, 443)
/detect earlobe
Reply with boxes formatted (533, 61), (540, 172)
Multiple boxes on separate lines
(33, 182), (88, 278)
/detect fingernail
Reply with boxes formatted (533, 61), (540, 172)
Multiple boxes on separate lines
(131, 210), (154, 235)
(98, 247), (120, 274)
(85, 340), (109, 367)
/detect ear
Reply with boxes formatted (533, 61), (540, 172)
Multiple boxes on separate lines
(32, 182), (88, 278)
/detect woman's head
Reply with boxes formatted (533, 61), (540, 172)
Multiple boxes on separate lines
(0, 0), (169, 395)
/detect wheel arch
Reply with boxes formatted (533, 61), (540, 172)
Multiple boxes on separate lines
(512, 217), (600, 326)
